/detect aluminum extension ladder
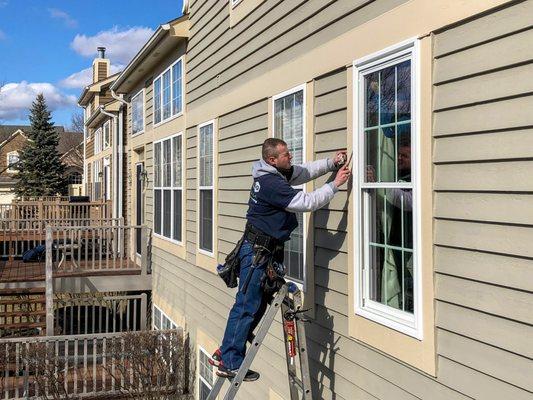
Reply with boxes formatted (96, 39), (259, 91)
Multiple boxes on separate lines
(206, 282), (313, 400)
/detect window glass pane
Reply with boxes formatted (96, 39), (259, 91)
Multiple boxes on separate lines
(199, 381), (211, 400)
(199, 350), (213, 383)
(172, 136), (182, 188)
(199, 124), (213, 187)
(366, 188), (413, 313)
(173, 189), (182, 242)
(154, 78), (161, 124)
(364, 61), (412, 183)
(162, 139), (171, 187)
(172, 60), (182, 115)
(274, 89), (304, 281)
(103, 123), (110, 148)
(153, 307), (161, 330)
(154, 142), (161, 187)
(163, 189), (171, 238)
(162, 70), (171, 120)
(132, 92), (144, 134)
(199, 189), (213, 252)
(274, 90), (304, 164)
(154, 190), (162, 235)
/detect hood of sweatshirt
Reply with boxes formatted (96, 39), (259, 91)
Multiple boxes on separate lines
(251, 159), (286, 179)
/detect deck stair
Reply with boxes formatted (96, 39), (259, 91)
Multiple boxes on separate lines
(0, 286), (46, 338)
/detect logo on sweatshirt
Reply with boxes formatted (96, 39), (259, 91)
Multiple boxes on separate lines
(253, 181), (261, 193)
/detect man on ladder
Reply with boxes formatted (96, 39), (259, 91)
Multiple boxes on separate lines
(210, 138), (350, 388)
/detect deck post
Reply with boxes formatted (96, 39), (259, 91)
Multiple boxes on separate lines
(140, 293), (147, 330)
(45, 226), (54, 336)
(141, 226), (148, 275)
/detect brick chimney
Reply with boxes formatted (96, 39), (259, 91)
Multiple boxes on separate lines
(92, 47), (110, 83)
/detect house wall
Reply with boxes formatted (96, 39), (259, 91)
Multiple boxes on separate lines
(142, 1), (533, 400)
(0, 133), (27, 179)
(432, 1), (533, 397)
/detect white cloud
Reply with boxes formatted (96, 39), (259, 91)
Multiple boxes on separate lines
(59, 64), (123, 89)
(0, 81), (77, 121)
(71, 26), (154, 65)
(48, 8), (78, 28)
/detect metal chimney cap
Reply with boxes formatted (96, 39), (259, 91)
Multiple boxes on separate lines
(97, 47), (106, 58)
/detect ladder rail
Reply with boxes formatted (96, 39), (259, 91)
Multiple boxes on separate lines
(207, 282), (313, 400)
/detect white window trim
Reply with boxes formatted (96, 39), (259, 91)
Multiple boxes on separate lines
(197, 346), (215, 400)
(94, 128), (102, 154)
(352, 38), (423, 340)
(271, 84), (307, 290)
(197, 120), (216, 257)
(131, 88), (145, 136)
(152, 304), (178, 330)
(103, 120), (111, 150)
(153, 56), (185, 128)
(6, 151), (19, 173)
(231, 0), (243, 7)
(153, 132), (185, 246)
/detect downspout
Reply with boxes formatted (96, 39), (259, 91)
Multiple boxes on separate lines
(111, 90), (128, 225)
(82, 106), (87, 196)
(99, 106), (119, 219)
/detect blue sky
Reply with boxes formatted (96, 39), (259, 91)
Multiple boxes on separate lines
(0, 0), (183, 129)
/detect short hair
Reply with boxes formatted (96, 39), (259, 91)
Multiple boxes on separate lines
(262, 138), (287, 160)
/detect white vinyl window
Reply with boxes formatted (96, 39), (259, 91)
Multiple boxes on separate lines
(103, 121), (111, 149)
(6, 151), (19, 173)
(93, 160), (102, 200)
(273, 85), (306, 284)
(103, 157), (111, 201)
(353, 39), (422, 338)
(153, 58), (184, 126)
(154, 133), (183, 243)
(94, 128), (102, 154)
(152, 305), (177, 330)
(198, 121), (215, 255)
(131, 89), (145, 135)
(198, 347), (214, 400)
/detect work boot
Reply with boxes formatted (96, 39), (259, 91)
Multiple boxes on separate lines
(208, 348), (222, 367)
(216, 364), (260, 382)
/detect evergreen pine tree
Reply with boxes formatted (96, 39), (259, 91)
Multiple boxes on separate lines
(14, 94), (68, 197)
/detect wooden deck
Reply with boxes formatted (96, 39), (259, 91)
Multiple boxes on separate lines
(0, 260), (141, 283)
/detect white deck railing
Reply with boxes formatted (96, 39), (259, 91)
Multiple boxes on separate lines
(0, 329), (186, 399)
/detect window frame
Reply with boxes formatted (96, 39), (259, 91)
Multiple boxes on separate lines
(131, 88), (145, 136)
(153, 56), (185, 128)
(197, 120), (216, 257)
(94, 128), (102, 154)
(103, 120), (111, 150)
(271, 84), (307, 288)
(197, 346), (215, 400)
(153, 132), (185, 245)
(352, 38), (423, 339)
(6, 151), (19, 173)
(152, 304), (178, 330)
(231, 0), (243, 7)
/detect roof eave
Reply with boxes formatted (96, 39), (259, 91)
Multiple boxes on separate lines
(112, 15), (189, 93)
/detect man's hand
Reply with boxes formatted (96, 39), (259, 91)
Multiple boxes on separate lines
(333, 150), (348, 167)
(334, 165), (351, 188)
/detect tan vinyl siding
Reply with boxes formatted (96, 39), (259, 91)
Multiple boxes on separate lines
(433, 1), (533, 397)
(186, 0), (409, 106)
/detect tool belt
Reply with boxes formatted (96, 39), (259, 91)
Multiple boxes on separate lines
(217, 223), (286, 293)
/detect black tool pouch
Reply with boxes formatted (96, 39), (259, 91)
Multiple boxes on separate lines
(261, 244), (286, 295)
(217, 237), (244, 288)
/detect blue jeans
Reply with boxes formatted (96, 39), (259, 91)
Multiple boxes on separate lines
(220, 240), (270, 370)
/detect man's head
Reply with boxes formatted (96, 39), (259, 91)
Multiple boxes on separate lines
(262, 138), (292, 170)
(397, 135), (411, 176)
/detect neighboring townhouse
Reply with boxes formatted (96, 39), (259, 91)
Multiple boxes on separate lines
(0, 125), (83, 203)
(110, 16), (188, 273)
(78, 48), (125, 218)
(108, 1), (532, 399)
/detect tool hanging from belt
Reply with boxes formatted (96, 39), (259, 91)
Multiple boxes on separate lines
(217, 223), (285, 293)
